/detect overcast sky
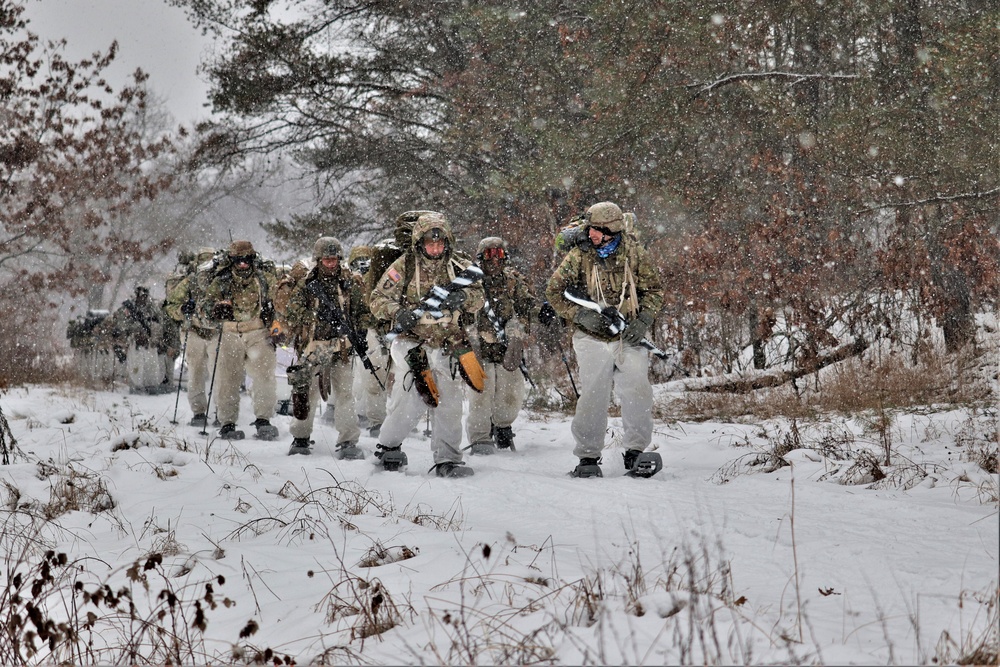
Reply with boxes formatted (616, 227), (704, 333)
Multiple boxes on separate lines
(22, 0), (214, 125)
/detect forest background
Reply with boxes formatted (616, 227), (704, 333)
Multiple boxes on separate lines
(0, 0), (997, 389)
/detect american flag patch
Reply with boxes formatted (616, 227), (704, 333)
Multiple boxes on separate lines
(387, 267), (401, 282)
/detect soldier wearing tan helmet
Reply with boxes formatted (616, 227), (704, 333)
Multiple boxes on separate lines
(369, 211), (486, 477)
(164, 246), (220, 425)
(545, 202), (664, 478)
(465, 236), (540, 454)
(202, 240), (281, 440)
(282, 236), (365, 458)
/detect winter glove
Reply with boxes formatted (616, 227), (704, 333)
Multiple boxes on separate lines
(395, 308), (420, 332)
(573, 308), (615, 338)
(622, 312), (654, 346)
(212, 301), (234, 321)
(180, 299), (197, 316)
(440, 289), (466, 311)
(538, 301), (557, 326)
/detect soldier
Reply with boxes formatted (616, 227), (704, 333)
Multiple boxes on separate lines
(202, 240), (281, 441)
(369, 212), (486, 477)
(545, 202), (664, 478)
(282, 237), (368, 457)
(164, 247), (219, 425)
(466, 237), (539, 454)
(110, 286), (170, 394)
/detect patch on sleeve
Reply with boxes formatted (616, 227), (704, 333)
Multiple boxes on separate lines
(387, 267), (401, 283)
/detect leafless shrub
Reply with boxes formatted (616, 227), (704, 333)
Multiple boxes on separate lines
(401, 498), (465, 531)
(357, 541), (418, 568)
(933, 583), (999, 667)
(839, 450), (887, 486)
(41, 465), (116, 519)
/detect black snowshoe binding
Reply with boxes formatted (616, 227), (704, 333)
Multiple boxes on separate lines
(288, 437), (312, 456)
(570, 457), (603, 478)
(218, 423), (245, 440)
(189, 413), (208, 427)
(430, 461), (475, 478)
(375, 444), (407, 472)
(252, 418), (279, 441)
(494, 425), (516, 451)
(335, 440), (365, 460)
(624, 450), (663, 478)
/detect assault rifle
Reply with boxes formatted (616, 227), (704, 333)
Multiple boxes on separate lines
(563, 287), (668, 359)
(306, 279), (384, 390)
(481, 292), (534, 387)
(384, 264), (485, 343)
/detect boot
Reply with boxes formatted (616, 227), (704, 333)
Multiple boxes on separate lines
(375, 444), (407, 472)
(431, 461), (474, 478)
(625, 451), (664, 478)
(188, 413), (207, 427)
(623, 449), (639, 471)
(218, 423), (245, 440)
(368, 422), (382, 438)
(469, 441), (497, 456)
(252, 418), (279, 441)
(288, 437), (312, 456)
(494, 425), (516, 451)
(335, 440), (365, 460)
(570, 457), (602, 478)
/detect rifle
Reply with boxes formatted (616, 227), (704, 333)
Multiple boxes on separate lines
(384, 264), (484, 343)
(306, 279), (384, 390)
(563, 287), (668, 359)
(481, 290), (534, 388)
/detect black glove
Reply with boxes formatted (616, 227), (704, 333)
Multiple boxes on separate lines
(395, 308), (420, 332)
(574, 309), (614, 337)
(621, 314), (651, 346)
(181, 299), (196, 316)
(440, 289), (466, 311)
(538, 301), (557, 326)
(212, 301), (234, 321)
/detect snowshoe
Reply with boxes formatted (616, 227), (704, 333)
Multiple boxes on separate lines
(431, 461), (475, 478)
(189, 413), (208, 427)
(218, 423), (245, 440)
(335, 441), (365, 460)
(375, 444), (407, 472)
(288, 437), (313, 456)
(494, 425), (516, 451)
(469, 441), (497, 456)
(252, 419), (279, 441)
(570, 457), (602, 478)
(625, 451), (663, 478)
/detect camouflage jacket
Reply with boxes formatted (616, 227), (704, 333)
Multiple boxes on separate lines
(369, 251), (485, 349)
(164, 265), (219, 336)
(545, 235), (663, 340)
(284, 266), (365, 356)
(202, 265), (279, 328)
(477, 267), (538, 363)
(110, 299), (166, 350)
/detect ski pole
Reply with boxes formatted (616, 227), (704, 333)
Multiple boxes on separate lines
(170, 325), (190, 424)
(555, 337), (579, 399)
(200, 327), (224, 436)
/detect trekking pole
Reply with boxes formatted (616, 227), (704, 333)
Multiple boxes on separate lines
(170, 326), (190, 424)
(200, 327), (224, 436)
(554, 338), (579, 399)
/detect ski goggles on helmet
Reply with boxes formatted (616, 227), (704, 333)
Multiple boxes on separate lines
(590, 225), (617, 238)
(231, 255), (254, 266)
(421, 228), (445, 243)
(481, 247), (505, 260)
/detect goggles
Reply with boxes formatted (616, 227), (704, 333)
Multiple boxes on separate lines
(421, 228), (445, 243)
(481, 247), (506, 261)
(590, 226), (616, 238)
(231, 255), (254, 265)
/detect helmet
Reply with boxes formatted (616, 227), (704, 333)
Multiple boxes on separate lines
(196, 247), (216, 263)
(586, 202), (625, 233)
(412, 212), (453, 259)
(313, 237), (344, 261)
(477, 236), (508, 259)
(177, 249), (195, 265)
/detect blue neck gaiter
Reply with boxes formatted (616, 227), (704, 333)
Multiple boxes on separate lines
(596, 234), (621, 259)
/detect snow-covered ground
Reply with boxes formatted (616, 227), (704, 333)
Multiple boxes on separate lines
(1, 383), (996, 665)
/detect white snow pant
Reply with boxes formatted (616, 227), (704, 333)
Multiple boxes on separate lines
(290, 348), (360, 445)
(379, 338), (467, 465)
(571, 331), (653, 459)
(354, 329), (389, 427)
(466, 361), (526, 446)
(185, 330), (217, 415)
(125, 343), (162, 392)
(215, 328), (276, 426)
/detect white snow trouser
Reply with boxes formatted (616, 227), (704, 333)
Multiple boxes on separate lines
(379, 338), (466, 465)
(571, 330), (653, 459)
(290, 353), (360, 444)
(215, 328), (276, 426)
(354, 329), (389, 426)
(185, 330), (217, 415)
(466, 362), (526, 445)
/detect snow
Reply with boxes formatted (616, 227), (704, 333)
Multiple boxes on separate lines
(1, 383), (996, 665)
